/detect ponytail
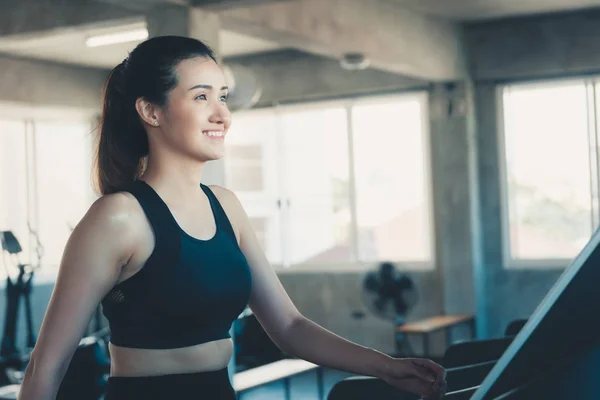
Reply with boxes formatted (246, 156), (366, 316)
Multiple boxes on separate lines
(94, 61), (148, 195)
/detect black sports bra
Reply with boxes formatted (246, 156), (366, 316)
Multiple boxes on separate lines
(101, 180), (252, 349)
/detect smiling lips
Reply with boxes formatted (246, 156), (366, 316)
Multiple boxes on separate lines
(203, 130), (225, 139)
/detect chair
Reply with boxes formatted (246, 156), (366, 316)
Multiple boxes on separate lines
(327, 376), (418, 400)
(445, 360), (496, 392)
(443, 337), (514, 368)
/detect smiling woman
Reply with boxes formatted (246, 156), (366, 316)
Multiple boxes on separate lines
(18, 35), (446, 400)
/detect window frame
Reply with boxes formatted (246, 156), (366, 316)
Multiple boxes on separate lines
(0, 102), (97, 277)
(497, 78), (597, 269)
(228, 91), (436, 271)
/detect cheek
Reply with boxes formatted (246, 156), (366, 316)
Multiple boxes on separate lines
(168, 104), (209, 136)
(225, 110), (232, 131)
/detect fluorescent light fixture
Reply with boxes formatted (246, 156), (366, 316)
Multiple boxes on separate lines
(86, 28), (149, 47)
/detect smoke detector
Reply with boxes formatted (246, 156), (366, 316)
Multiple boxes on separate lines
(340, 52), (370, 71)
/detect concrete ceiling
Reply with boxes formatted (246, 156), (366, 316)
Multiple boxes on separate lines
(0, 0), (598, 79)
(0, 18), (283, 69)
(390, 0), (600, 20)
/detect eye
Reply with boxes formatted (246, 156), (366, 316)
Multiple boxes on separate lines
(195, 94), (207, 101)
(220, 94), (229, 102)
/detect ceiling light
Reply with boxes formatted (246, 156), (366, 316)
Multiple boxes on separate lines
(86, 28), (149, 47)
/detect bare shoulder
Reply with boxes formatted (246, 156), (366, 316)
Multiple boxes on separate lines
(207, 185), (244, 210)
(76, 191), (146, 245)
(86, 192), (141, 226)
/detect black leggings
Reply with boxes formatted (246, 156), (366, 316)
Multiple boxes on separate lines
(105, 368), (237, 400)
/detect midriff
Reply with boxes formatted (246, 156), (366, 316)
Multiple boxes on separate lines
(108, 338), (233, 377)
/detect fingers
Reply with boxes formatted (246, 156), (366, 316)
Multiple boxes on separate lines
(410, 359), (446, 383)
(412, 358), (445, 376)
(408, 360), (439, 383)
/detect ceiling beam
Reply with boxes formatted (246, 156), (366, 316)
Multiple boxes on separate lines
(0, 0), (140, 37)
(218, 0), (467, 81)
(193, 0), (291, 10)
(0, 53), (107, 109)
(225, 50), (428, 107)
(91, 0), (189, 12)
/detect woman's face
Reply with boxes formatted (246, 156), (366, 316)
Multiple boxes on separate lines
(155, 56), (231, 162)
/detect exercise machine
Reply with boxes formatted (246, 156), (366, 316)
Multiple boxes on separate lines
(328, 226), (600, 399)
(0, 230), (40, 386)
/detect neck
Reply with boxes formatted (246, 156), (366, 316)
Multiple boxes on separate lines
(141, 150), (206, 202)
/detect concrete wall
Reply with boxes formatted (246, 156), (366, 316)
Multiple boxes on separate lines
(278, 271), (450, 356)
(465, 9), (600, 81)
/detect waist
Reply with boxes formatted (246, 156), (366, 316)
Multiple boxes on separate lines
(107, 319), (233, 349)
(109, 338), (234, 377)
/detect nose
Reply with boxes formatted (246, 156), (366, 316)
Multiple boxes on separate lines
(208, 101), (230, 127)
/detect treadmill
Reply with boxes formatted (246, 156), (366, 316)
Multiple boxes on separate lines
(466, 226), (600, 399)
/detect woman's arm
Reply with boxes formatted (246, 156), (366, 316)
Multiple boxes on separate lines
(213, 187), (446, 399)
(18, 193), (141, 400)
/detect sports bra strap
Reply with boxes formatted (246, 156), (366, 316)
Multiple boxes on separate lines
(124, 181), (181, 264)
(201, 184), (238, 245)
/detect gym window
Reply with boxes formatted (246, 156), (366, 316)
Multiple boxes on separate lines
(499, 79), (599, 268)
(0, 106), (96, 273)
(224, 92), (434, 269)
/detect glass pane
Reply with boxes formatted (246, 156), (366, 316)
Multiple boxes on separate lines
(352, 96), (432, 263)
(502, 82), (592, 260)
(225, 110), (282, 263)
(0, 119), (31, 265)
(285, 196), (352, 264)
(279, 106), (352, 264)
(35, 121), (94, 268)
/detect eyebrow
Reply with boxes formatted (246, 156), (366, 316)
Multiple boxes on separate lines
(188, 84), (229, 91)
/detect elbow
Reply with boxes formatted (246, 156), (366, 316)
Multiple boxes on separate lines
(274, 314), (306, 356)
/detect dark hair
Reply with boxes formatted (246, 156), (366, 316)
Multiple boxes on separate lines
(94, 35), (217, 195)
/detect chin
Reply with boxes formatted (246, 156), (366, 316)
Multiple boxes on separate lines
(194, 150), (225, 162)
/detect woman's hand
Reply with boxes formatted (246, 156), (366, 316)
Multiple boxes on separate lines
(379, 357), (447, 399)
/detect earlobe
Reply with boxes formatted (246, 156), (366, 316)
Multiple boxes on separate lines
(135, 98), (160, 127)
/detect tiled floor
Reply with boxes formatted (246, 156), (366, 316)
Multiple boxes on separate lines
(237, 369), (353, 400)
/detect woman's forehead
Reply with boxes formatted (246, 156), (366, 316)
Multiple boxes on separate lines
(176, 57), (225, 87)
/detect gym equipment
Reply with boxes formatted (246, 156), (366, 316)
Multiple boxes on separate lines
(233, 309), (286, 370)
(328, 226), (600, 399)
(327, 376), (417, 400)
(443, 337), (513, 368)
(0, 230), (40, 386)
(0, 231), (37, 356)
(470, 223), (600, 398)
(504, 318), (527, 337)
(0, 229), (110, 399)
(361, 262), (418, 355)
(56, 331), (111, 400)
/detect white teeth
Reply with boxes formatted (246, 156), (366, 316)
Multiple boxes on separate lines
(204, 131), (224, 137)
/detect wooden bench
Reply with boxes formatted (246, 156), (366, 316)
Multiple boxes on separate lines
(233, 358), (324, 400)
(396, 314), (476, 357)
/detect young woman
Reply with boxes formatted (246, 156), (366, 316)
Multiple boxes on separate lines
(18, 36), (446, 400)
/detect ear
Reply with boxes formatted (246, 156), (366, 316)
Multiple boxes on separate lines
(135, 98), (161, 127)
